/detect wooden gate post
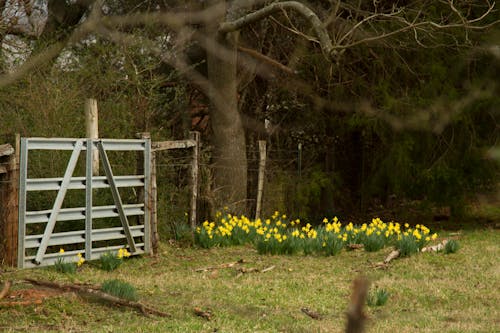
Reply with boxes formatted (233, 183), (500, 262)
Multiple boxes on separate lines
(255, 140), (267, 220)
(0, 134), (19, 266)
(190, 131), (200, 231)
(85, 98), (99, 175)
(150, 150), (158, 254)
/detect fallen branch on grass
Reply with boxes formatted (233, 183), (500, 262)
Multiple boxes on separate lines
(384, 250), (400, 264)
(261, 265), (276, 273)
(235, 265), (276, 278)
(195, 259), (246, 272)
(373, 239), (451, 268)
(193, 307), (212, 320)
(372, 249), (400, 269)
(301, 307), (322, 320)
(421, 240), (448, 252)
(24, 279), (170, 317)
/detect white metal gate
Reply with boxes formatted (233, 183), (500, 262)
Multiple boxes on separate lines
(18, 138), (151, 268)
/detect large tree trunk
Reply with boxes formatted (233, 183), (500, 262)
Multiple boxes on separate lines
(207, 1), (248, 213)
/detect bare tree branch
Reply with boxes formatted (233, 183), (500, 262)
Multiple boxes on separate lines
(219, 1), (336, 59)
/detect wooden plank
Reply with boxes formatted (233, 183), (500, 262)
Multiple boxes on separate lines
(0, 165), (7, 174)
(0, 144), (14, 157)
(152, 140), (195, 151)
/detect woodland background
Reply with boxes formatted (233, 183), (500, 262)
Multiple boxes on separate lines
(0, 1), (498, 238)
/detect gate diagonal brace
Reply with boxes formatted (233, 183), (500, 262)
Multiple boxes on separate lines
(34, 140), (84, 265)
(97, 141), (137, 253)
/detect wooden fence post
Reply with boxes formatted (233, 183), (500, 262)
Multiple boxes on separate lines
(255, 140), (267, 220)
(85, 98), (99, 175)
(135, 132), (155, 253)
(0, 134), (19, 266)
(150, 150), (158, 254)
(190, 132), (200, 231)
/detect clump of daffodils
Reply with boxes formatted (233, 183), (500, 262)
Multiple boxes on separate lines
(99, 248), (131, 272)
(196, 211), (438, 257)
(54, 248), (85, 274)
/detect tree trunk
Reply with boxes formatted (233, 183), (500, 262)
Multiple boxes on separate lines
(207, 1), (247, 213)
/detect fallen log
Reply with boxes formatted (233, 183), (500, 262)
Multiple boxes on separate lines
(24, 279), (170, 317)
(384, 250), (400, 264)
(421, 240), (448, 253)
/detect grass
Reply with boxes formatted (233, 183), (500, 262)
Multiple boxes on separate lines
(0, 229), (498, 332)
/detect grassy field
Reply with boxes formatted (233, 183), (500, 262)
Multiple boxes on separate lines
(0, 229), (498, 332)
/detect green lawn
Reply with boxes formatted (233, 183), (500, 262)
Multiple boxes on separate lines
(1, 229), (498, 332)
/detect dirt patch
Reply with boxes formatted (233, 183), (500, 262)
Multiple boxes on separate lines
(0, 287), (65, 307)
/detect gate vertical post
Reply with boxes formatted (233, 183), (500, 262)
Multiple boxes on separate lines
(17, 138), (28, 268)
(190, 131), (200, 231)
(255, 140), (267, 220)
(85, 98), (99, 175)
(85, 139), (93, 260)
(150, 150), (158, 254)
(143, 137), (151, 253)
